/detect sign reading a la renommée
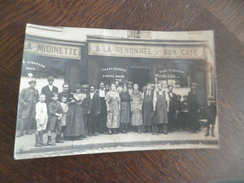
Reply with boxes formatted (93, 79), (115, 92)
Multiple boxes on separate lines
(24, 40), (81, 59)
(88, 42), (204, 59)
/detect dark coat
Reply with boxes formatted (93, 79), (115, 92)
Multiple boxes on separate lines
(167, 92), (178, 113)
(41, 85), (58, 105)
(19, 87), (38, 104)
(187, 91), (203, 113)
(88, 90), (101, 116)
(58, 91), (71, 102)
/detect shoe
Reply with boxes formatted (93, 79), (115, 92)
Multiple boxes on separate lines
(47, 140), (56, 146)
(39, 141), (46, 146)
(164, 131), (168, 135)
(17, 131), (24, 137)
(56, 138), (64, 143)
(35, 142), (42, 147)
(26, 131), (32, 135)
(94, 132), (99, 136)
(88, 133), (92, 136)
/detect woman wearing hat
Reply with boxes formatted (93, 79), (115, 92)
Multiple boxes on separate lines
(65, 84), (86, 140)
(105, 83), (121, 134)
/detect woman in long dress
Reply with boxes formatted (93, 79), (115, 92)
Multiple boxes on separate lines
(130, 83), (143, 133)
(105, 83), (121, 134)
(65, 84), (86, 140)
(119, 86), (130, 133)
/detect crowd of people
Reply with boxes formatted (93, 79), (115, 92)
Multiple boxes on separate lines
(17, 76), (217, 147)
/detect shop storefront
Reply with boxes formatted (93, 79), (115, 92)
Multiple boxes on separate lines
(21, 29), (216, 98)
(86, 35), (215, 97)
(22, 34), (87, 91)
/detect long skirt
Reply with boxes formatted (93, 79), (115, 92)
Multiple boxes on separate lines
(65, 104), (86, 137)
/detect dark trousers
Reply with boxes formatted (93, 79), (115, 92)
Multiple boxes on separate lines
(180, 112), (188, 130)
(83, 114), (88, 134)
(21, 102), (36, 131)
(88, 108), (98, 134)
(189, 112), (200, 131)
(167, 111), (176, 132)
(98, 97), (107, 133)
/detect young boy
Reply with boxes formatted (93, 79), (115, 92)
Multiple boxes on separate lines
(48, 93), (64, 145)
(35, 94), (48, 147)
(59, 95), (69, 142)
(205, 96), (217, 137)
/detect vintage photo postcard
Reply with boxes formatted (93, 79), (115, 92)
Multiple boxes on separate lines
(14, 24), (218, 159)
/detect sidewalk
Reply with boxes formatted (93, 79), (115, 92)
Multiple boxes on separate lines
(14, 123), (219, 159)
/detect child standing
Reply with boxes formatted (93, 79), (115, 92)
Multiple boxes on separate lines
(205, 96), (217, 137)
(48, 93), (64, 145)
(35, 94), (48, 147)
(60, 95), (69, 142)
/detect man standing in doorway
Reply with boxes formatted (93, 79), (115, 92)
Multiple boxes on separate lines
(17, 79), (39, 137)
(167, 85), (178, 133)
(41, 76), (59, 105)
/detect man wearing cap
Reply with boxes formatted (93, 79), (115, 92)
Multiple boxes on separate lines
(41, 76), (59, 105)
(17, 79), (39, 137)
(187, 83), (203, 133)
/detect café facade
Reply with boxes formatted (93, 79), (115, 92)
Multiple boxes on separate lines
(22, 26), (216, 97)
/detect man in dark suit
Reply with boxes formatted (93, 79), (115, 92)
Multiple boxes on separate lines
(87, 85), (101, 136)
(187, 83), (203, 133)
(167, 85), (178, 133)
(97, 82), (108, 134)
(41, 76), (58, 105)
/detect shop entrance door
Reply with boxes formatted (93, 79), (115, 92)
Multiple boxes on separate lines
(130, 68), (150, 91)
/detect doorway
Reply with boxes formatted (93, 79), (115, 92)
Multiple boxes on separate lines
(130, 68), (150, 91)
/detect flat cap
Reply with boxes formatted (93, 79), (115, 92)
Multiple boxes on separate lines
(81, 84), (89, 89)
(47, 76), (55, 80)
(28, 79), (36, 84)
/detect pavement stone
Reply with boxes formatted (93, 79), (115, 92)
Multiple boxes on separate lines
(14, 122), (219, 160)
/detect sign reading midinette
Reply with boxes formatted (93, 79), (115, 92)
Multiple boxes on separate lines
(24, 40), (81, 59)
(88, 42), (204, 59)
